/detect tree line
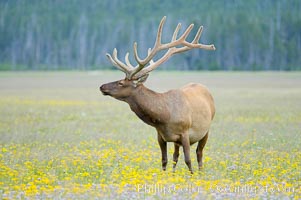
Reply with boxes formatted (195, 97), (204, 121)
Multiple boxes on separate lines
(0, 0), (300, 70)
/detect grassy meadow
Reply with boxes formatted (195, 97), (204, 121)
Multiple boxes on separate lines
(0, 71), (300, 199)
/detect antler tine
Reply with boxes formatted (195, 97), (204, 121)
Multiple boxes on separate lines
(155, 16), (166, 47)
(184, 26), (215, 50)
(106, 53), (117, 67)
(162, 23), (194, 49)
(112, 48), (134, 72)
(125, 52), (135, 69)
(133, 16), (166, 66)
(106, 53), (127, 73)
(178, 23), (194, 42)
(130, 47), (155, 77)
(106, 48), (134, 78)
(148, 48), (155, 65)
(133, 42), (140, 65)
(133, 49), (174, 78)
(192, 26), (203, 44)
(172, 23), (181, 42)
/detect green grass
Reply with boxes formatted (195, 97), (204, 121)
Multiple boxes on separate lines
(0, 71), (300, 199)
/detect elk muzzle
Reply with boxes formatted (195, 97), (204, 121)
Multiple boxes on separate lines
(100, 84), (110, 95)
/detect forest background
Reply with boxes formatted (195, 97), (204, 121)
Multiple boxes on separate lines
(0, 0), (300, 71)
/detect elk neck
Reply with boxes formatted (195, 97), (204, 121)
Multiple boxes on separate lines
(124, 85), (170, 126)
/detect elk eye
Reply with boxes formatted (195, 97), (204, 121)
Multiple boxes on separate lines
(118, 81), (124, 86)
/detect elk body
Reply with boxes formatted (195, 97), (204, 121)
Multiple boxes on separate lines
(100, 17), (215, 173)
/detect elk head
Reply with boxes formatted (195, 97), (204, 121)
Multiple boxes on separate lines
(100, 16), (215, 100)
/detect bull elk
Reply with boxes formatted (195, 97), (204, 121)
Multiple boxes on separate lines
(100, 16), (215, 173)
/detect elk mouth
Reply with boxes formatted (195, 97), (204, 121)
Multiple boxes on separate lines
(101, 91), (110, 95)
(100, 89), (110, 95)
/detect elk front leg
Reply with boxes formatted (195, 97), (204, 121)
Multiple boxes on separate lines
(196, 132), (209, 170)
(172, 143), (180, 172)
(181, 133), (193, 173)
(157, 133), (167, 171)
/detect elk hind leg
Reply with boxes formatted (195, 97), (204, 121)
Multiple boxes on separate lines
(196, 132), (209, 170)
(181, 133), (193, 173)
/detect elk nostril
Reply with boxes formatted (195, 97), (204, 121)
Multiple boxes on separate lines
(100, 85), (104, 91)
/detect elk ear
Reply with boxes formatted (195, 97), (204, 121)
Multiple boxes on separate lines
(133, 74), (149, 87)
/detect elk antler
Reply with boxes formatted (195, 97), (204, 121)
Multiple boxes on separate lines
(106, 16), (215, 80)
